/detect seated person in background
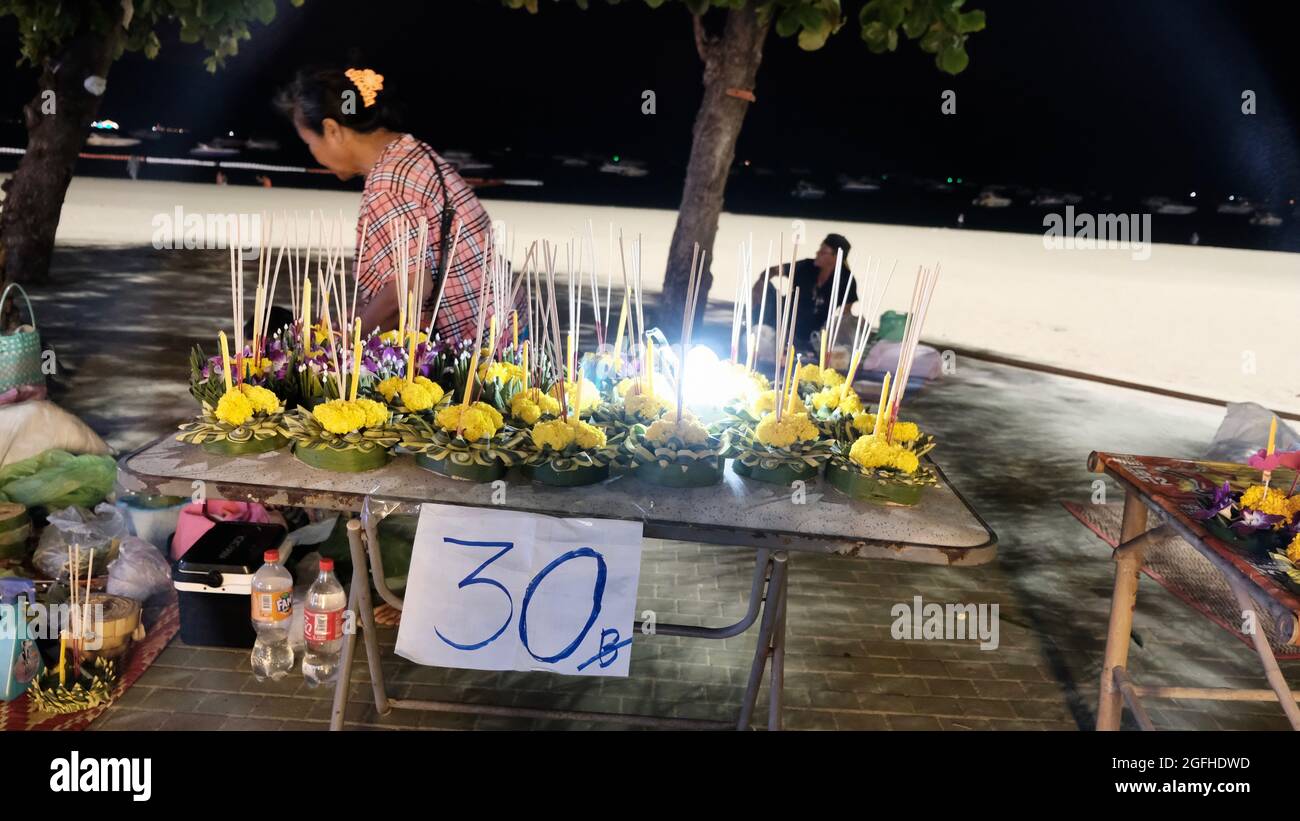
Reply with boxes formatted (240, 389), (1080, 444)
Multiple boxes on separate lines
(752, 233), (856, 363)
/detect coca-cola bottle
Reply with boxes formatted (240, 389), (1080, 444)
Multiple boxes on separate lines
(301, 558), (347, 687)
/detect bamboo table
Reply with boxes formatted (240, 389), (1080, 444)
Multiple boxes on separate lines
(1090, 452), (1300, 731)
(122, 435), (996, 730)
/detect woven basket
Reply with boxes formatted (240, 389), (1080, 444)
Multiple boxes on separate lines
(0, 284), (43, 395)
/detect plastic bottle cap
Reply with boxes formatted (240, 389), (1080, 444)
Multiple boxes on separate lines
(263, 550), (279, 562)
(319, 558), (334, 572)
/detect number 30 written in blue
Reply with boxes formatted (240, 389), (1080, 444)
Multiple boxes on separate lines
(435, 539), (608, 665)
(434, 538), (515, 651)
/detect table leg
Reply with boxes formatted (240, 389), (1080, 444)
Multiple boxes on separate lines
(1228, 581), (1300, 730)
(346, 518), (391, 715)
(736, 551), (787, 731)
(1096, 489), (1148, 731)
(767, 556), (789, 731)
(328, 562), (360, 731)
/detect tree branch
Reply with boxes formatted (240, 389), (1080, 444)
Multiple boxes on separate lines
(692, 13), (712, 63)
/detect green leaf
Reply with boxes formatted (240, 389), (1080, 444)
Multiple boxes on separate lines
(902, 4), (930, 38)
(775, 7), (801, 38)
(956, 9), (986, 33)
(937, 43), (969, 74)
(797, 20), (833, 51)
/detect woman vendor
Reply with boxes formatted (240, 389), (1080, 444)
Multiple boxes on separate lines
(276, 66), (492, 340)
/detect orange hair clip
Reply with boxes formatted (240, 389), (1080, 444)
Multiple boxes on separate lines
(344, 68), (384, 108)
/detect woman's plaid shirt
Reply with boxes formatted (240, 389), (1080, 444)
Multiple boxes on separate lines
(355, 133), (492, 341)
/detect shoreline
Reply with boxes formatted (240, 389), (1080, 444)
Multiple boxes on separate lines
(18, 175), (1300, 415)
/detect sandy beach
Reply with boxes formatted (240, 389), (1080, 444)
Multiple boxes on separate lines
(26, 175), (1300, 414)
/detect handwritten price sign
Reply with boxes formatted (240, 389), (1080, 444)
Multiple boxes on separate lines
(395, 503), (643, 677)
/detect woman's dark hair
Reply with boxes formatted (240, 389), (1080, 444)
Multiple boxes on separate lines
(274, 65), (405, 134)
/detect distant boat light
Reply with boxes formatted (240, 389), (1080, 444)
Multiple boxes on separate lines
(90, 119), (118, 130)
(1190, 191), (1197, 198)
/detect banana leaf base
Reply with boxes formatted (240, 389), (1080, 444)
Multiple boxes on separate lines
(826, 461), (924, 506)
(416, 453), (505, 483)
(732, 458), (820, 486)
(1202, 516), (1284, 556)
(201, 434), (289, 457)
(294, 444), (392, 473)
(521, 461), (609, 487)
(635, 457), (724, 488)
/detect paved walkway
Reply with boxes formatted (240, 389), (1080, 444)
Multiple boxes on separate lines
(24, 247), (1294, 730)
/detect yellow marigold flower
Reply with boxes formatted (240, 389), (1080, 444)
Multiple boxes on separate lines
(312, 399), (366, 434)
(850, 413), (920, 442)
(375, 377), (405, 403)
(849, 434), (920, 474)
(531, 419), (575, 452)
(437, 402), (502, 442)
(750, 389), (801, 418)
(796, 363), (823, 384)
(810, 387), (861, 414)
(615, 374), (672, 399)
(401, 379), (442, 412)
(820, 368), (845, 388)
(1287, 534), (1300, 564)
(852, 412), (875, 434)
(238, 384), (281, 415)
(480, 361), (524, 384)
(509, 389), (560, 425)
(551, 378), (601, 414)
(754, 412), (820, 448)
(891, 421), (920, 442)
(645, 410), (710, 446)
(571, 419), (606, 450)
(624, 392), (671, 421)
(357, 398), (390, 428)
(215, 389), (255, 427)
(1242, 485), (1293, 520)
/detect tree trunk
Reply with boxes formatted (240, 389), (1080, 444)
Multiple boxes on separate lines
(659, 5), (769, 339)
(0, 27), (122, 293)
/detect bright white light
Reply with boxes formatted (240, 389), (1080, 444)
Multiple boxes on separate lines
(1229, 195), (1235, 201)
(1190, 191), (1197, 198)
(682, 345), (739, 410)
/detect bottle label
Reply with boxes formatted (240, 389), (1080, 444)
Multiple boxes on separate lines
(305, 607), (344, 642)
(251, 589), (293, 623)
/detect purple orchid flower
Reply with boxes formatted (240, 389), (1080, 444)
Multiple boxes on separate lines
(1191, 481), (1235, 521)
(1231, 508), (1287, 536)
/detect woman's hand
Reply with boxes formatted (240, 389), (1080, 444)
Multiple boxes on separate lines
(357, 280), (401, 334)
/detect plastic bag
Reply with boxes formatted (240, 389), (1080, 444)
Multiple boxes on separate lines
(0, 450), (116, 510)
(1204, 402), (1300, 463)
(106, 536), (173, 605)
(32, 503), (129, 579)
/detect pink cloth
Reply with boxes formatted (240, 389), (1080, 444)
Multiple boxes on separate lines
(170, 501), (273, 561)
(0, 385), (47, 407)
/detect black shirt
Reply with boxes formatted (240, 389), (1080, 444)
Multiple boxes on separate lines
(755, 258), (857, 352)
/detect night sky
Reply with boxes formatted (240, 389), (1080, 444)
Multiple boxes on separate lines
(2, 0), (1298, 203)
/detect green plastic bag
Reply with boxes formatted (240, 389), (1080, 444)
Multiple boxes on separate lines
(877, 310), (909, 342)
(0, 450), (117, 510)
(317, 514), (417, 593)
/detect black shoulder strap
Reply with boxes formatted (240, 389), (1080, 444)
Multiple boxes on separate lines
(416, 141), (457, 298)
